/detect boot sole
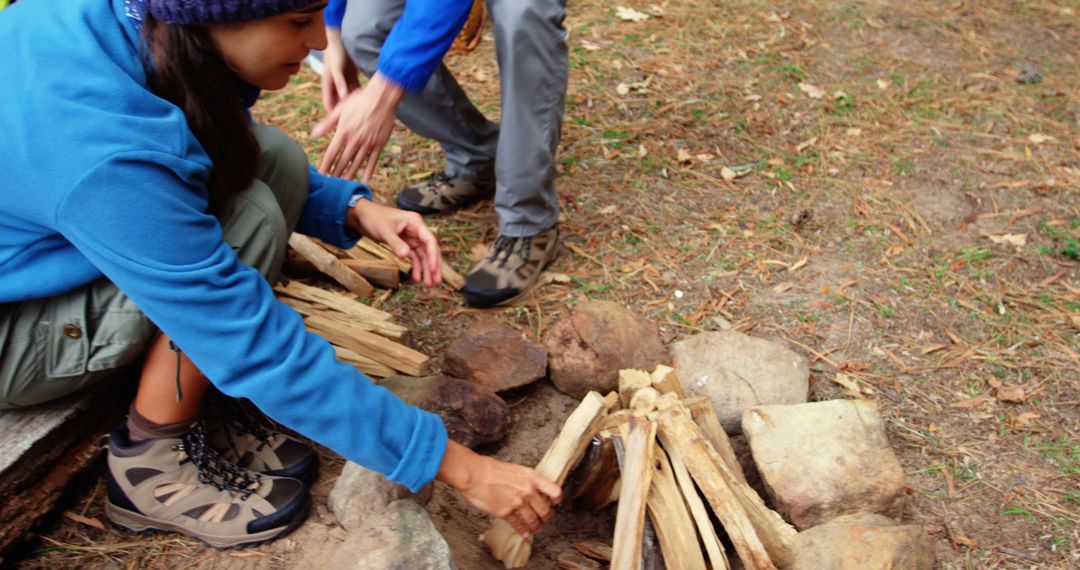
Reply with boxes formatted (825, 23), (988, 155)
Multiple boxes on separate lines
(395, 190), (494, 216)
(105, 493), (310, 549)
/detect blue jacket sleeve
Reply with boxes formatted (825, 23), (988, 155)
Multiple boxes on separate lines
(377, 0), (473, 92)
(57, 152), (447, 492)
(296, 164), (370, 248)
(324, 0), (346, 28)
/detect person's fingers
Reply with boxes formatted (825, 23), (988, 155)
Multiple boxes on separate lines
(515, 505), (541, 534)
(505, 513), (527, 537)
(536, 477), (564, 504)
(335, 72), (351, 103)
(361, 150), (378, 183)
(319, 129), (346, 175)
(321, 74), (336, 113)
(337, 136), (367, 179)
(312, 104), (341, 139)
(526, 492), (553, 524)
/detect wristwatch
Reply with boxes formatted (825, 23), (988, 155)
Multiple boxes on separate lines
(347, 193), (366, 209)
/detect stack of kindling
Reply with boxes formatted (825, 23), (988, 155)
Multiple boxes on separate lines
(480, 365), (798, 570)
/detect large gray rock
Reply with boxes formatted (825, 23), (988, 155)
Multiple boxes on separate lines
(329, 461), (433, 531)
(381, 374), (511, 448)
(792, 513), (934, 570)
(671, 331), (808, 433)
(544, 301), (669, 399)
(742, 400), (907, 530)
(320, 500), (456, 569)
(443, 318), (547, 392)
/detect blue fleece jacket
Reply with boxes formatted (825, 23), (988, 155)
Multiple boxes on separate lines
(0, 0), (447, 493)
(324, 0), (472, 92)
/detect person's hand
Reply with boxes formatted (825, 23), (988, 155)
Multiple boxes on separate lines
(321, 27), (360, 113)
(314, 72), (404, 183)
(346, 198), (442, 286)
(437, 441), (563, 538)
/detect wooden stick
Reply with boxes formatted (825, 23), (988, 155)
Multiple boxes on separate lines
(305, 315), (430, 376)
(355, 239), (412, 272)
(332, 345), (397, 378)
(658, 425), (730, 570)
(340, 259), (400, 289)
(481, 392), (611, 568)
(655, 406), (776, 570)
(650, 364), (686, 399)
(684, 397), (747, 483)
(611, 418), (657, 570)
(278, 296), (408, 341)
(647, 445), (707, 570)
(288, 234), (374, 296)
(274, 280), (392, 322)
(618, 369), (653, 408)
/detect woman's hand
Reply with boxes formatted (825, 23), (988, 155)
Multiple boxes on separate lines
(314, 72), (404, 183)
(320, 27), (360, 113)
(437, 441), (563, 538)
(346, 198), (442, 286)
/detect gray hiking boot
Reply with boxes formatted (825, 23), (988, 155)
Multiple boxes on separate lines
(395, 172), (495, 215)
(106, 423), (309, 549)
(204, 396), (318, 485)
(463, 225), (560, 308)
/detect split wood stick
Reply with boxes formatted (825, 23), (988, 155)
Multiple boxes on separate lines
(658, 402), (795, 567)
(574, 540), (613, 562)
(288, 234), (374, 296)
(332, 346), (396, 378)
(278, 296), (407, 341)
(355, 238), (412, 272)
(650, 364), (686, 399)
(628, 387), (660, 416)
(646, 445), (707, 570)
(439, 261), (465, 290)
(684, 397), (747, 483)
(274, 280), (392, 322)
(340, 259), (400, 289)
(658, 427), (730, 570)
(618, 369), (653, 408)
(655, 406), (776, 570)
(305, 315), (430, 376)
(610, 418), (657, 570)
(481, 391), (611, 568)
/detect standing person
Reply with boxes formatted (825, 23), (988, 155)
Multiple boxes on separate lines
(315, 0), (567, 308)
(0, 0), (559, 548)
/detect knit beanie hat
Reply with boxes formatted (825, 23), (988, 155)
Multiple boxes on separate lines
(144, 0), (316, 25)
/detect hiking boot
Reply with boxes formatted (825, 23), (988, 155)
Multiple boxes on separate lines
(204, 396), (318, 485)
(395, 172), (495, 215)
(106, 423), (310, 549)
(463, 226), (560, 308)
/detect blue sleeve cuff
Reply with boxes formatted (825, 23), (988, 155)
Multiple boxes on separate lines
(297, 165), (370, 247)
(324, 0), (346, 28)
(385, 408), (449, 492)
(376, 0), (472, 92)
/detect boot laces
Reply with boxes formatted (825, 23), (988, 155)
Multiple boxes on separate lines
(488, 236), (532, 268)
(427, 172), (451, 188)
(179, 422), (260, 499)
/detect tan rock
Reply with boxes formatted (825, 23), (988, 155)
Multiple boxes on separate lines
(742, 400), (906, 530)
(443, 318), (547, 392)
(672, 330), (809, 433)
(544, 300), (669, 399)
(792, 513), (934, 570)
(381, 374), (511, 448)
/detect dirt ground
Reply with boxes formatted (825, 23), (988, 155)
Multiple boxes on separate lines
(10, 0), (1078, 568)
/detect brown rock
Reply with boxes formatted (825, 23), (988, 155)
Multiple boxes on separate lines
(792, 513), (935, 570)
(544, 301), (669, 399)
(381, 374), (511, 448)
(742, 400), (907, 530)
(443, 318), (547, 392)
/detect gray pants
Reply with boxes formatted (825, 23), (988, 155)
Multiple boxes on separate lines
(0, 125), (309, 408)
(340, 0), (567, 237)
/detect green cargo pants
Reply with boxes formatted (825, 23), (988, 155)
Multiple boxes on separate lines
(0, 125), (309, 408)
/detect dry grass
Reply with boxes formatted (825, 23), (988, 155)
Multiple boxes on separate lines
(13, 0), (1078, 568)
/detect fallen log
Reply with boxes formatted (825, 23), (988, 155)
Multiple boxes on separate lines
(481, 391), (613, 569)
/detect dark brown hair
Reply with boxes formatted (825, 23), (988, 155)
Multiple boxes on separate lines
(142, 15), (258, 211)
